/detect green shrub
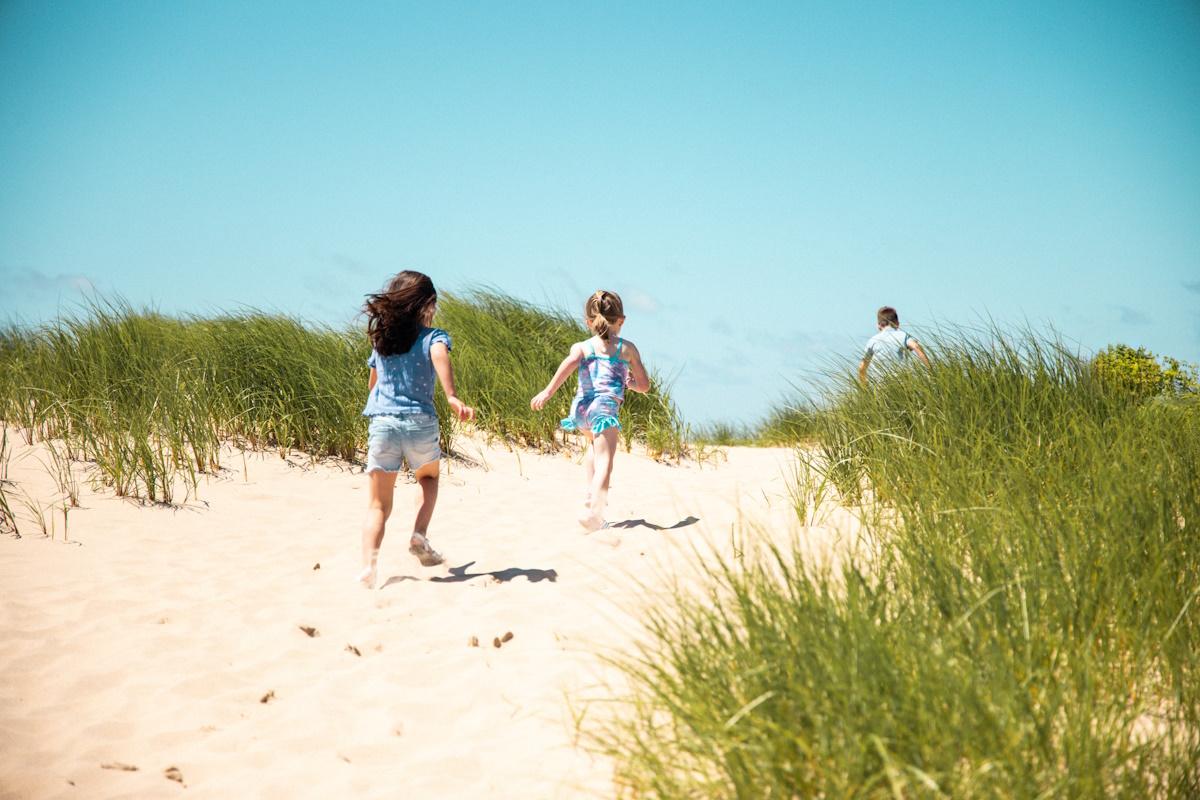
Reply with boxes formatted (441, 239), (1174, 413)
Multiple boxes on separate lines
(1093, 343), (1199, 399)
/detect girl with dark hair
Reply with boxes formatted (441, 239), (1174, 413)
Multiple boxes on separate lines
(530, 290), (650, 530)
(358, 271), (474, 588)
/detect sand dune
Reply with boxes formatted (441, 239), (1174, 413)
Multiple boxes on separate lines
(0, 430), (855, 799)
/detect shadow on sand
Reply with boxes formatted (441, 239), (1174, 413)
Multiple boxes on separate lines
(380, 561), (557, 589)
(606, 515), (700, 531)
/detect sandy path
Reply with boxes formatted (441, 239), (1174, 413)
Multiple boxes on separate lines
(0, 431), (854, 799)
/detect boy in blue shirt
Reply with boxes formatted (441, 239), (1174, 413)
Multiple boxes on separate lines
(859, 306), (930, 384)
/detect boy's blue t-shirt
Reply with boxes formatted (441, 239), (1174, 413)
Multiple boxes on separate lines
(362, 327), (451, 417)
(864, 327), (913, 362)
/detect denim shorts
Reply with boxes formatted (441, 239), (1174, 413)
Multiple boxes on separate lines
(366, 414), (441, 473)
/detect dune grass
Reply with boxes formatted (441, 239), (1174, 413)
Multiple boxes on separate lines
(597, 331), (1199, 798)
(692, 400), (823, 447)
(688, 421), (759, 447)
(0, 291), (685, 504)
(753, 401), (824, 445)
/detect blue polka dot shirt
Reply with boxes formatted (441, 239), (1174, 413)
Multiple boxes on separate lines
(362, 327), (452, 418)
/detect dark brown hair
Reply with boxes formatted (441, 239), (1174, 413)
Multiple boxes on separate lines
(877, 306), (900, 328)
(585, 290), (625, 341)
(364, 271), (437, 356)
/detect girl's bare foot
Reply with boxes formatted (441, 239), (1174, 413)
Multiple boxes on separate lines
(578, 508), (605, 532)
(356, 565), (377, 589)
(578, 488), (607, 532)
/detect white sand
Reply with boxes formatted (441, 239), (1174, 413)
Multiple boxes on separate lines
(0, 430), (858, 799)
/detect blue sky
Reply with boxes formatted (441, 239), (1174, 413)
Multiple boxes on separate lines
(2, 1), (1198, 423)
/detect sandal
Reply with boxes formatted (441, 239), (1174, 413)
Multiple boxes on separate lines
(409, 533), (445, 567)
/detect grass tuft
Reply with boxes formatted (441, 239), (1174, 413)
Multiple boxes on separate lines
(597, 329), (1200, 798)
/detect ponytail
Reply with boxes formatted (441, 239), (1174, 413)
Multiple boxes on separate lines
(591, 315), (611, 340)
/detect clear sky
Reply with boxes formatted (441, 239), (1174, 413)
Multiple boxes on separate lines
(2, 1), (1198, 423)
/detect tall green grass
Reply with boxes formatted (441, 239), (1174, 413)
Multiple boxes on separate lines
(754, 401), (824, 445)
(0, 291), (685, 503)
(0, 426), (17, 536)
(598, 331), (1199, 797)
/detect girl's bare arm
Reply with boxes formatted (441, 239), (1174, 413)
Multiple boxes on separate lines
(531, 344), (584, 410)
(624, 342), (651, 393)
(430, 342), (476, 421)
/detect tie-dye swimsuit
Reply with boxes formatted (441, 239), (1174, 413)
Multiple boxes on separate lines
(561, 338), (629, 435)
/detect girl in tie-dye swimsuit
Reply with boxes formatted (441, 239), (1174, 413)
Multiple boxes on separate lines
(561, 338), (629, 435)
(531, 290), (651, 531)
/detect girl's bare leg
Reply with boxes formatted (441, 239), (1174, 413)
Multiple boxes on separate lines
(581, 427), (619, 531)
(411, 459), (440, 539)
(409, 459), (444, 566)
(360, 470), (400, 587)
(583, 432), (596, 506)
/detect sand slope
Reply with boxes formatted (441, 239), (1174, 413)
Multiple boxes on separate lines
(0, 431), (856, 799)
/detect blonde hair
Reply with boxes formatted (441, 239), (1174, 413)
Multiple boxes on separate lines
(585, 290), (625, 341)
